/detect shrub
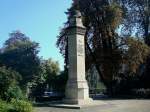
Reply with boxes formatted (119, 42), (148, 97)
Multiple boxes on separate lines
(0, 66), (21, 101)
(10, 99), (33, 112)
(5, 86), (24, 101)
(0, 100), (9, 112)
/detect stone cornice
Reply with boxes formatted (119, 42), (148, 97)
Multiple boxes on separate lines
(66, 26), (86, 35)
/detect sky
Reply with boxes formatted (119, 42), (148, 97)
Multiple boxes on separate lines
(0, 0), (72, 70)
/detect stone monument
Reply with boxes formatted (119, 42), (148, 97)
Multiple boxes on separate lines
(64, 9), (92, 105)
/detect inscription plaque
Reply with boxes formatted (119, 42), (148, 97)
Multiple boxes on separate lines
(77, 44), (84, 55)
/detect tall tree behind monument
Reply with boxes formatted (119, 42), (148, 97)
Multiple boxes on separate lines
(57, 0), (124, 94)
(57, 0), (150, 95)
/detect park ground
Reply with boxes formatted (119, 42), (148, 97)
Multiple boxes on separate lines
(35, 99), (150, 112)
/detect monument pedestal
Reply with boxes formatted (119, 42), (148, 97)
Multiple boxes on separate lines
(64, 80), (92, 105)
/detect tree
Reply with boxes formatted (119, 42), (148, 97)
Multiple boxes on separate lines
(0, 31), (40, 89)
(0, 66), (22, 101)
(57, 0), (123, 94)
(41, 58), (60, 89)
(118, 0), (150, 88)
(118, 0), (150, 43)
(57, 0), (150, 95)
(30, 58), (60, 98)
(55, 70), (68, 92)
(122, 38), (150, 74)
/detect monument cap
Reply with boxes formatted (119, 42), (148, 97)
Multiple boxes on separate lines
(69, 9), (84, 28)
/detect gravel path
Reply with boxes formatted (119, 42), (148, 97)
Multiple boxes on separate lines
(35, 100), (150, 112)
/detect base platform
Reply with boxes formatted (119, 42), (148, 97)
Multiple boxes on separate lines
(34, 100), (107, 109)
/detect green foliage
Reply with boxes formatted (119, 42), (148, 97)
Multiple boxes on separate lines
(10, 99), (33, 112)
(30, 58), (61, 98)
(0, 99), (33, 112)
(33, 58), (60, 85)
(0, 66), (22, 101)
(96, 82), (106, 90)
(0, 31), (40, 89)
(56, 0), (150, 95)
(55, 70), (68, 92)
(5, 86), (24, 101)
(43, 59), (60, 85)
(104, 3), (123, 29)
(0, 100), (10, 112)
(124, 38), (150, 73)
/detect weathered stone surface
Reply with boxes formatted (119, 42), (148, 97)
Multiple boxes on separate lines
(64, 9), (92, 105)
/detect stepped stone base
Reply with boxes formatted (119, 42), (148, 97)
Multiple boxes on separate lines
(63, 98), (93, 106)
(36, 100), (106, 109)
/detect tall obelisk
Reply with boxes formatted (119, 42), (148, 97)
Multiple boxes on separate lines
(64, 6), (91, 105)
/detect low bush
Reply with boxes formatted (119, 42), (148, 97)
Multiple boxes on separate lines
(0, 100), (10, 112)
(5, 86), (24, 101)
(0, 66), (21, 101)
(0, 99), (33, 112)
(10, 99), (33, 112)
